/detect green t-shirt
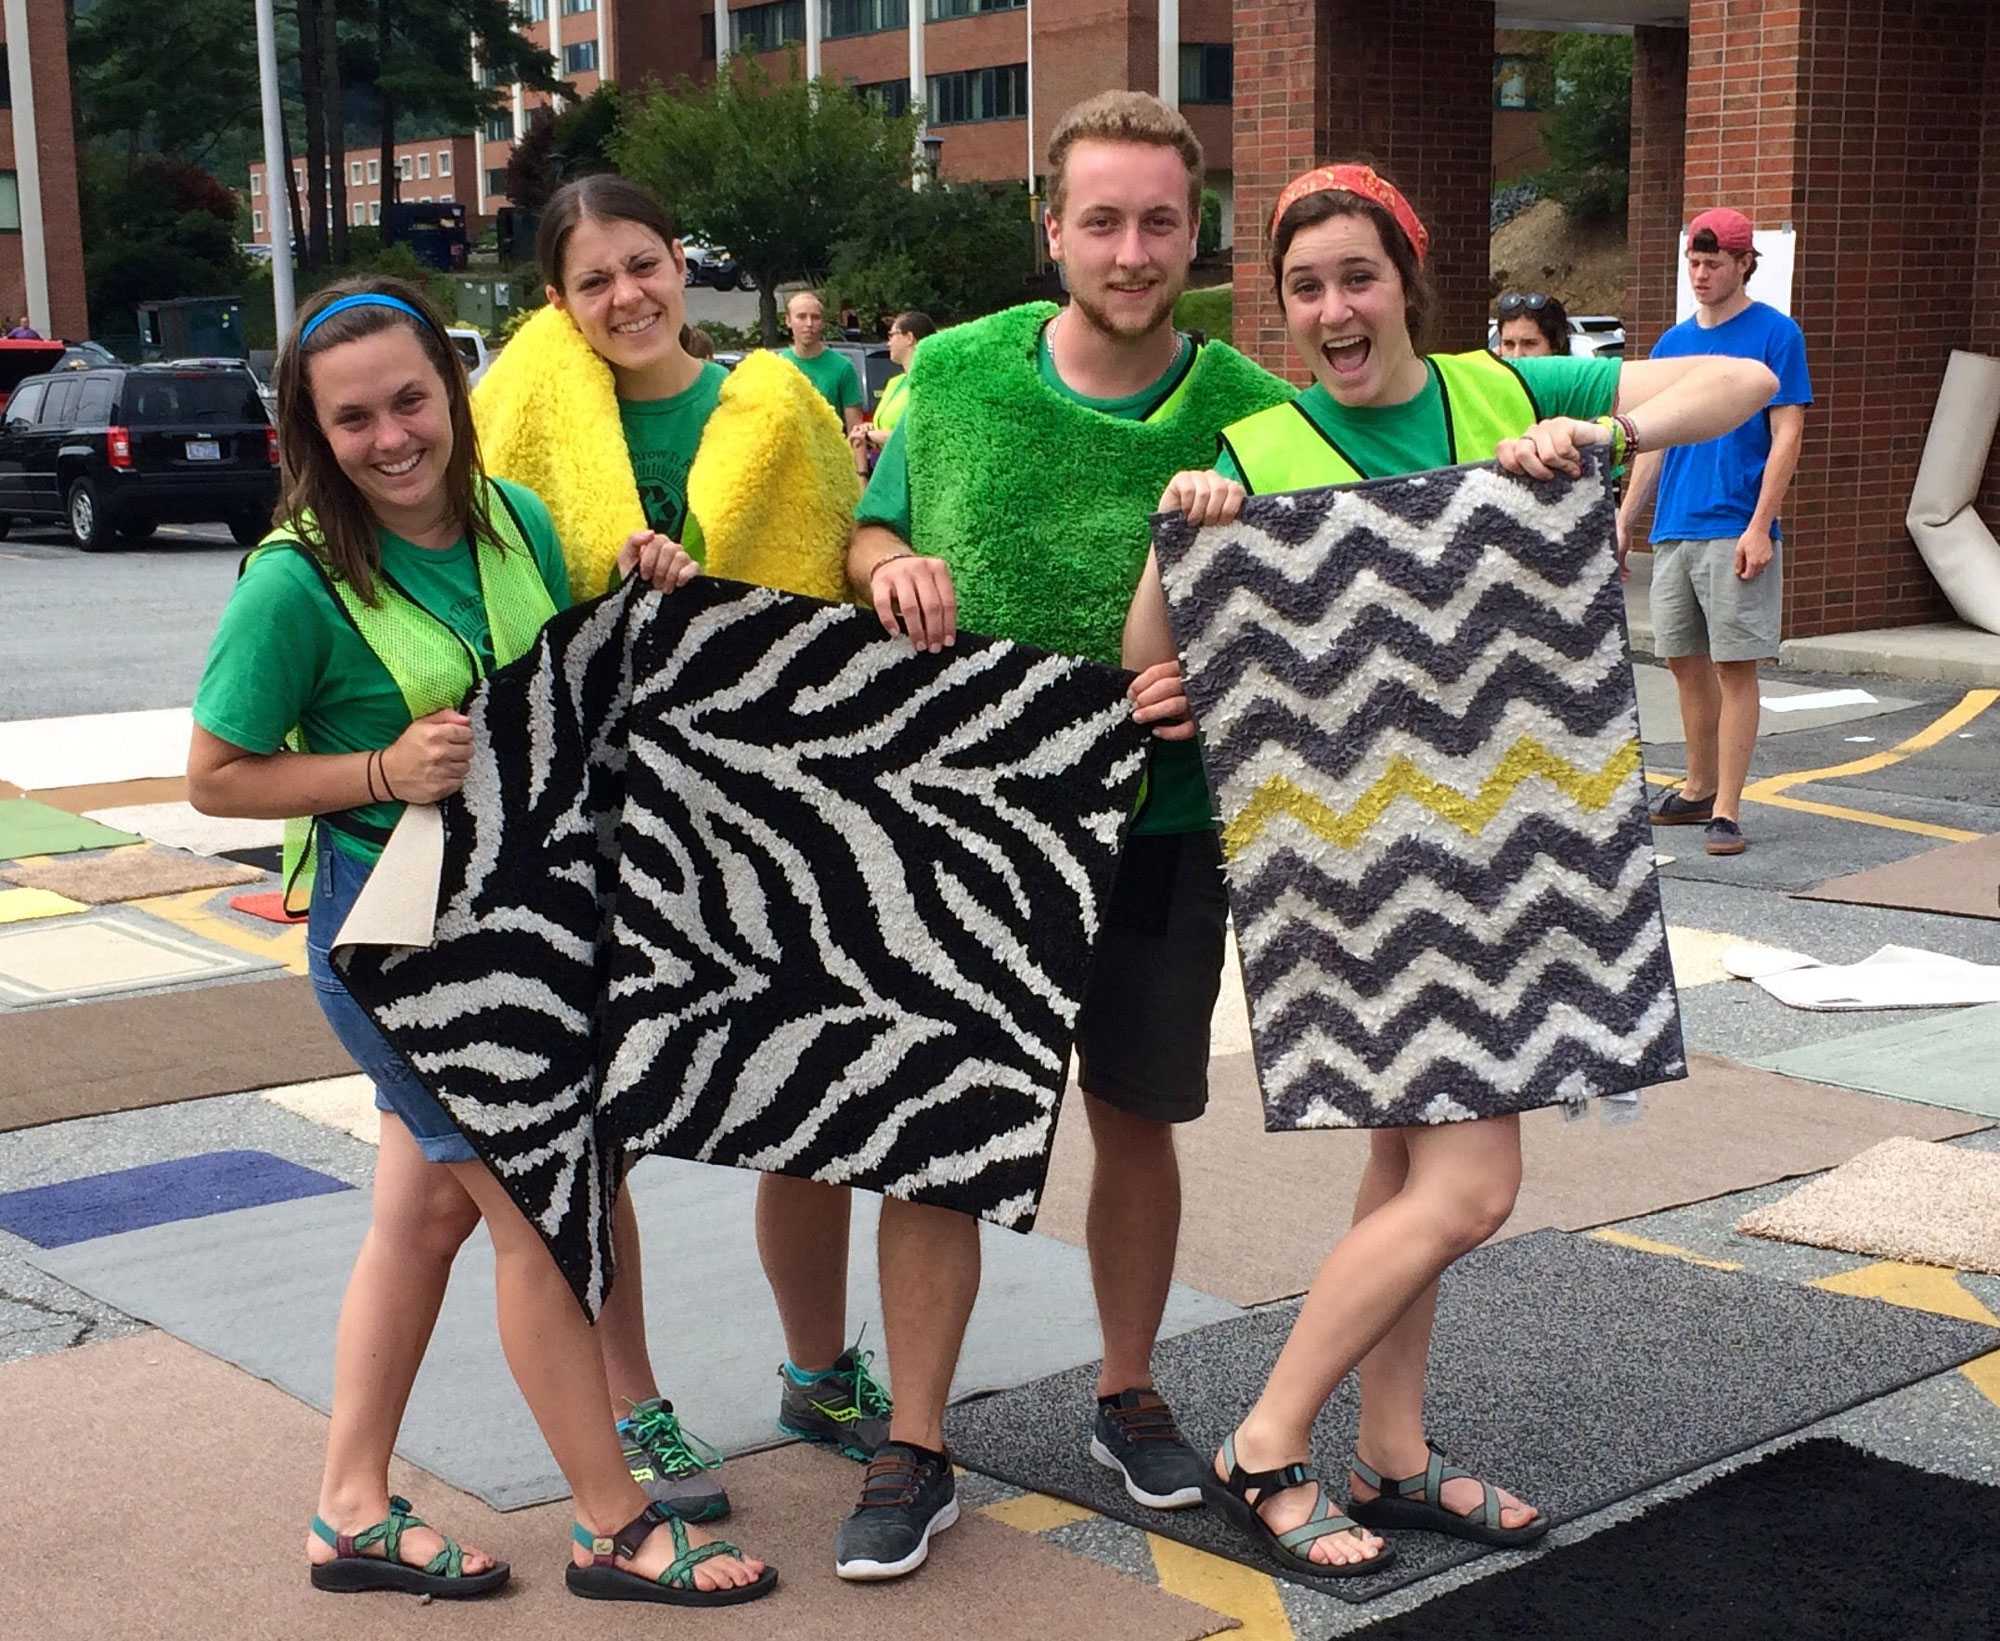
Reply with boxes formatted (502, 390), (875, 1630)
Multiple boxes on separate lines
(857, 324), (1212, 835)
(1214, 353), (1623, 484)
(192, 478), (571, 863)
(780, 345), (864, 416)
(619, 360), (726, 560)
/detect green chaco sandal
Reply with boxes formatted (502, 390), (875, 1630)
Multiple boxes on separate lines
(566, 1500), (778, 1607)
(308, 1495), (510, 1597)
(1197, 1435), (1395, 1579)
(1348, 1443), (1550, 1547)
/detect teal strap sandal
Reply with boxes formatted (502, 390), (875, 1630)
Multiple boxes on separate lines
(1348, 1443), (1549, 1547)
(308, 1495), (510, 1597)
(565, 1499), (778, 1607)
(1196, 1434), (1395, 1579)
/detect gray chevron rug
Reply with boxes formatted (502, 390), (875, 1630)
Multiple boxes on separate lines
(337, 577), (1147, 1313)
(1152, 455), (1685, 1130)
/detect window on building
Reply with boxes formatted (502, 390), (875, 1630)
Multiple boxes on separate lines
(370, 200), (382, 224)
(353, 202), (367, 225)
(252, 208), (265, 233)
(1178, 43), (1232, 104)
(562, 0), (595, 12)
(827, 0), (907, 37)
(368, 158), (381, 183)
(347, 160), (362, 185)
(485, 110), (513, 143)
(730, 0), (805, 51)
(927, 63), (1026, 124)
(1494, 55), (1540, 111)
(487, 168), (510, 197)
(564, 38), (600, 72)
(526, 0), (547, 17)
(417, 153), (431, 179)
(852, 78), (912, 118)
(927, 0), (1022, 18)
(438, 192), (454, 204)
(700, 12), (716, 59)
(398, 156), (413, 181)
(250, 172), (262, 195)
(437, 150), (453, 177)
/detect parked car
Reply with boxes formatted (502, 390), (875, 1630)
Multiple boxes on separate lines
(445, 327), (498, 387)
(0, 363), (280, 549)
(682, 241), (757, 292)
(711, 341), (898, 414)
(56, 340), (120, 372)
(164, 356), (277, 423)
(0, 339), (68, 413)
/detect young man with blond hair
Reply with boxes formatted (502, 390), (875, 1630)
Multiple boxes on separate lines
(748, 88), (1291, 1582)
(780, 287), (867, 432)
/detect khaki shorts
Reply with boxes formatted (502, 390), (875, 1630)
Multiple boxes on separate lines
(1651, 537), (1782, 663)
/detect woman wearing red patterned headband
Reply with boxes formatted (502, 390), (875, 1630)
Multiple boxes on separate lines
(1122, 165), (1779, 1578)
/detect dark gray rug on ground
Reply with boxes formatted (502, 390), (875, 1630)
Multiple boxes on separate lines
(944, 1229), (1999, 1601)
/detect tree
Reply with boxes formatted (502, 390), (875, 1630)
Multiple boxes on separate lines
(506, 84), (624, 216)
(81, 153), (246, 330)
(825, 183), (1032, 329)
(70, 0), (260, 169)
(1536, 35), (1633, 225)
(614, 56), (920, 342)
(322, 0), (349, 263)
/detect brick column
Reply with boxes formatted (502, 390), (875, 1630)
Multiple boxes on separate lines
(1624, 26), (1687, 364)
(1232, 1), (1495, 383)
(1971, 10), (2000, 550)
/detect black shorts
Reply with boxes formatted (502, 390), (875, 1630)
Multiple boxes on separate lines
(1073, 830), (1229, 1125)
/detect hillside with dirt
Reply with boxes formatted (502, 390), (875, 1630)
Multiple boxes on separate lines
(1490, 198), (1630, 318)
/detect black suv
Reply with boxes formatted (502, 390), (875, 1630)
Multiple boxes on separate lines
(0, 364), (280, 549)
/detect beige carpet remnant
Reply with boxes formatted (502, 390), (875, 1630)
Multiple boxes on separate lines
(1737, 1137), (2000, 1275)
(1, 844), (264, 905)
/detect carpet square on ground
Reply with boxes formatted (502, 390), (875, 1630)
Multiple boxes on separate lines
(0, 908), (279, 1006)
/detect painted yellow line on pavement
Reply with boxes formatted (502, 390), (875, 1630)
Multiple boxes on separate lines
(135, 887), (309, 975)
(1812, 1260), (2000, 1411)
(1589, 1228), (1743, 1271)
(1148, 1532), (1294, 1639)
(1732, 791), (1977, 844)
(978, 1491), (1097, 1533)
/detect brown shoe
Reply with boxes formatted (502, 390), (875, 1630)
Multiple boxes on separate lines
(1651, 789), (1715, 826)
(1704, 818), (1746, 856)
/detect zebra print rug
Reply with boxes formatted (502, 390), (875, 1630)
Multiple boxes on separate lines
(1152, 455), (1685, 1131)
(337, 577), (1146, 1312)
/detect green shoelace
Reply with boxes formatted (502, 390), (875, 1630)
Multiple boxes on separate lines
(626, 1401), (724, 1478)
(843, 1345), (892, 1420)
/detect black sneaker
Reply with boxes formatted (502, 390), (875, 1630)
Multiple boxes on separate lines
(1650, 788), (1715, 826)
(619, 1398), (731, 1522)
(833, 1442), (959, 1581)
(1089, 1388), (1206, 1510)
(1704, 816), (1747, 856)
(777, 1345), (893, 1462)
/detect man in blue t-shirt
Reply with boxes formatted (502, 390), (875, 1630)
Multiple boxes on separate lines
(1617, 207), (1811, 858)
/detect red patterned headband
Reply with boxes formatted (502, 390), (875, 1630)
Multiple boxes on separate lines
(1269, 164), (1430, 265)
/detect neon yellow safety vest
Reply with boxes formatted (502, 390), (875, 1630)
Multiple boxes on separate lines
(1218, 350), (1542, 494)
(248, 479), (557, 913)
(872, 369), (911, 433)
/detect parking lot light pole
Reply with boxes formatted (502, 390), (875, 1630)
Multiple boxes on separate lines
(255, 0), (297, 345)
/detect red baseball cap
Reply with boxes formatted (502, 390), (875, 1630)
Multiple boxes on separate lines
(1688, 207), (1754, 253)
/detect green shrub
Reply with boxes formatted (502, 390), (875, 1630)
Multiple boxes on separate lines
(1536, 35), (1633, 225)
(1173, 285), (1232, 345)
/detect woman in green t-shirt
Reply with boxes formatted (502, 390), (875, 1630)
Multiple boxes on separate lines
(189, 278), (773, 1609)
(1125, 165), (1780, 1579)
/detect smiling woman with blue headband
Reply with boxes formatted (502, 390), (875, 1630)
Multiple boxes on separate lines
(187, 276), (776, 1610)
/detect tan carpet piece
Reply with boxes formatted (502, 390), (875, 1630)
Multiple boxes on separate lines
(29, 775), (189, 814)
(0, 975), (355, 1130)
(0, 1333), (1232, 1641)
(1034, 1052), (1991, 1306)
(1797, 833), (2000, 922)
(1, 844), (264, 904)
(1736, 1136), (2000, 1274)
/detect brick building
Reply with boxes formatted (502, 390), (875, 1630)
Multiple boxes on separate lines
(247, 135), (484, 246)
(0, 2), (88, 340)
(1232, 0), (2000, 640)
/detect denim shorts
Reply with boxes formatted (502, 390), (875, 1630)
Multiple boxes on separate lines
(307, 837), (478, 1164)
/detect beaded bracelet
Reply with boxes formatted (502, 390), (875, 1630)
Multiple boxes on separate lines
(869, 551), (915, 582)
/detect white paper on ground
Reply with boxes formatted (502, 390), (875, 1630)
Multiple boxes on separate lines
(1759, 688), (1879, 713)
(82, 802), (282, 856)
(1733, 943), (2000, 1010)
(1721, 943), (1819, 980)
(333, 803), (442, 949)
(0, 707), (195, 789)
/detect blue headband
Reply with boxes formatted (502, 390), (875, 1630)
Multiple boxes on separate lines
(299, 293), (429, 344)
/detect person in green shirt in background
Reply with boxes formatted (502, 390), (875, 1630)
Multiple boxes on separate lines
(779, 288), (866, 432)
(189, 278), (775, 1610)
(1128, 161), (1780, 1580)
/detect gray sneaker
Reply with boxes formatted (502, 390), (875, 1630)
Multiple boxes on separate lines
(834, 1443), (959, 1581)
(1089, 1388), (1206, 1509)
(777, 1345), (893, 1462)
(619, 1398), (730, 1523)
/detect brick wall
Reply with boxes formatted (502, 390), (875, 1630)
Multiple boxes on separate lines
(1972, 11), (2000, 541)
(1680, 0), (1991, 636)
(0, 4), (89, 340)
(1624, 25), (1687, 366)
(1232, 1), (1494, 384)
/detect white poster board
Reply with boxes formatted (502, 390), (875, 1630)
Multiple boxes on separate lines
(1676, 226), (1796, 322)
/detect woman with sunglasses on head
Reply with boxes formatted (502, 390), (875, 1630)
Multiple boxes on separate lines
(1125, 165), (1778, 1579)
(189, 277), (775, 1610)
(850, 310), (936, 473)
(1494, 290), (1570, 358)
